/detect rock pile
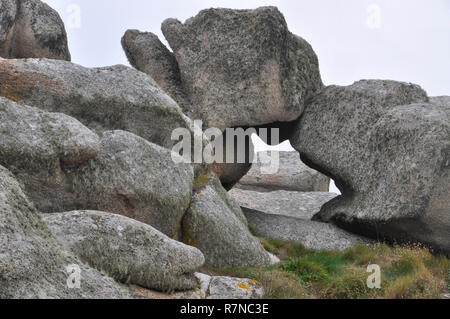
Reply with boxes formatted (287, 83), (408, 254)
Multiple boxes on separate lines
(0, 0), (448, 300)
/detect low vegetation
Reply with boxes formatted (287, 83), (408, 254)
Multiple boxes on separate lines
(204, 238), (450, 299)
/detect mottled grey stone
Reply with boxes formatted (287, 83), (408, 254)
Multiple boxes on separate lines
(207, 276), (264, 299)
(0, 57), (191, 149)
(183, 173), (277, 268)
(121, 7), (323, 189)
(243, 208), (371, 251)
(43, 211), (205, 292)
(121, 30), (186, 108)
(230, 189), (338, 220)
(124, 7), (322, 130)
(46, 130), (193, 238)
(0, 165), (139, 299)
(0, 0), (70, 60)
(137, 273), (265, 299)
(292, 80), (450, 254)
(0, 96), (99, 170)
(236, 151), (330, 192)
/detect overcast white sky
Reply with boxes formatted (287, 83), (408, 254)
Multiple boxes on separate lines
(43, 0), (449, 193)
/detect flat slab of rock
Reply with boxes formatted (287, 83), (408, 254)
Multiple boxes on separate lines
(0, 165), (139, 299)
(243, 208), (371, 251)
(183, 173), (278, 268)
(291, 80), (450, 254)
(43, 211), (205, 292)
(0, 0), (70, 60)
(0, 58), (191, 149)
(230, 189), (338, 220)
(136, 273), (264, 299)
(236, 151), (330, 192)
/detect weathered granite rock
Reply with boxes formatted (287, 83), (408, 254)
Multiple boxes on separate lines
(243, 208), (371, 251)
(236, 151), (330, 192)
(128, 7), (323, 130)
(0, 96), (99, 170)
(0, 0), (70, 60)
(292, 80), (450, 254)
(0, 96), (102, 215)
(230, 189), (338, 220)
(183, 173), (278, 268)
(43, 211), (205, 292)
(121, 30), (185, 107)
(0, 58), (191, 149)
(206, 276), (264, 299)
(430, 96), (450, 109)
(0, 165), (139, 299)
(0, 0), (17, 55)
(122, 7), (323, 188)
(45, 130), (193, 237)
(136, 273), (264, 299)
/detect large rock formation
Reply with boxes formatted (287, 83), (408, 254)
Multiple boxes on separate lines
(122, 6), (323, 187)
(235, 151), (330, 192)
(0, 165), (139, 298)
(291, 80), (450, 254)
(183, 173), (278, 268)
(43, 211), (205, 292)
(0, 0), (70, 60)
(123, 7), (322, 130)
(230, 189), (338, 220)
(0, 58), (191, 149)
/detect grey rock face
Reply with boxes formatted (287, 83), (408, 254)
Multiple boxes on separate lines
(43, 211), (205, 292)
(123, 6), (322, 131)
(0, 96), (101, 214)
(230, 189), (338, 220)
(236, 151), (330, 192)
(0, 0), (70, 60)
(243, 208), (371, 251)
(122, 7), (323, 189)
(206, 276), (264, 299)
(292, 80), (450, 254)
(136, 273), (265, 299)
(121, 30), (185, 107)
(183, 174), (276, 268)
(0, 96), (99, 169)
(0, 58), (191, 149)
(40, 130), (193, 238)
(0, 165), (139, 299)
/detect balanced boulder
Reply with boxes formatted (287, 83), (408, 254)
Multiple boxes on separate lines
(0, 0), (70, 60)
(124, 7), (323, 130)
(43, 210), (205, 292)
(291, 80), (449, 254)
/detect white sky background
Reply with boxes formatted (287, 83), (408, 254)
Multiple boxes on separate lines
(43, 0), (450, 193)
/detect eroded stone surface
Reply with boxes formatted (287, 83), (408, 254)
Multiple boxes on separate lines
(44, 210), (205, 292)
(292, 80), (449, 254)
(0, 0), (70, 60)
